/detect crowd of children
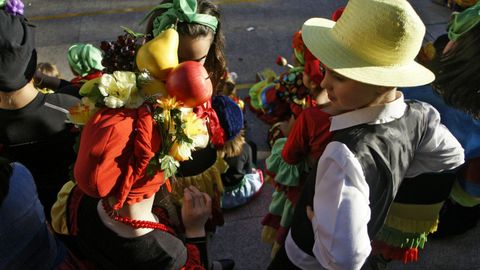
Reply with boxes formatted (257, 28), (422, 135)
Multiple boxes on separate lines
(2, 0), (480, 269)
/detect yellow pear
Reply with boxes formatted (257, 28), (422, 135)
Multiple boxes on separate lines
(136, 28), (179, 81)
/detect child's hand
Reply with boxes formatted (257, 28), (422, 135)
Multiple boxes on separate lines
(306, 205), (315, 221)
(181, 186), (211, 238)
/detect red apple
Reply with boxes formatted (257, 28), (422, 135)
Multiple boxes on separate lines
(166, 61), (213, 107)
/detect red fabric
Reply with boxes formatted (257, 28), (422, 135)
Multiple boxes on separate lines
(74, 105), (164, 210)
(303, 48), (323, 86)
(261, 213), (282, 229)
(461, 157), (480, 184)
(70, 71), (103, 87)
(181, 244), (205, 270)
(292, 31), (304, 53)
(282, 107), (332, 165)
(194, 99), (225, 147)
(68, 186), (85, 236)
(331, 7), (345, 21)
(371, 240), (419, 264)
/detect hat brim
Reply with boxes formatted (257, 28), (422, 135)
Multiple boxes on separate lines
(302, 18), (435, 87)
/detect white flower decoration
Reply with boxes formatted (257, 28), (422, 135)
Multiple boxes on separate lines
(98, 71), (138, 108)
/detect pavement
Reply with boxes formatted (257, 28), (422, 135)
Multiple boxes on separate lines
(26, 0), (480, 269)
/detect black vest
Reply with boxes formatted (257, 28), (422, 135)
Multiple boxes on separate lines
(290, 101), (429, 256)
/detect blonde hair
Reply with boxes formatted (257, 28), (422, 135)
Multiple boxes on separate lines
(36, 62), (60, 78)
(219, 130), (245, 158)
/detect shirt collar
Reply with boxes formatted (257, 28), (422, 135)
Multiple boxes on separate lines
(330, 92), (407, 132)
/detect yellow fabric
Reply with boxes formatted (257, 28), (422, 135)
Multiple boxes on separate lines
(50, 180), (77, 235)
(454, 0), (478, 7)
(450, 180), (480, 207)
(262, 225), (277, 244)
(271, 242), (281, 258)
(384, 202), (444, 233)
(171, 155), (228, 205)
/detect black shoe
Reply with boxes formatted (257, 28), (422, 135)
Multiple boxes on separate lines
(217, 259), (235, 270)
(431, 199), (480, 239)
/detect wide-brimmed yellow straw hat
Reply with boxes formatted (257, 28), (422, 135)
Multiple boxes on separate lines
(302, 0), (435, 87)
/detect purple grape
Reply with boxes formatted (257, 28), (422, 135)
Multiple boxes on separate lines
(5, 0), (24, 16)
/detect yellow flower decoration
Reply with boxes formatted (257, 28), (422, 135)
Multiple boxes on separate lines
(181, 111), (209, 148)
(156, 96), (181, 111)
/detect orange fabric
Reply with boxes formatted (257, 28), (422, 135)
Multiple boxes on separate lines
(74, 105), (164, 210)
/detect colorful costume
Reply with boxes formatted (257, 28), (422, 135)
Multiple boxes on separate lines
(271, 98), (464, 269)
(261, 106), (332, 257)
(246, 30), (324, 148)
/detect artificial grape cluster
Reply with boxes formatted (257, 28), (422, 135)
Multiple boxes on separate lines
(100, 31), (143, 73)
(3, 0), (24, 16)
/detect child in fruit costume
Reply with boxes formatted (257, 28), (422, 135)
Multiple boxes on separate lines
(211, 95), (264, 210)
(144, 0), (226, 92)
(268, 1), (464, 269)
(141, 0), (231, 235)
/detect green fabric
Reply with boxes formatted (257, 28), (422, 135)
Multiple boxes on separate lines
(448, 2), (480, 41)
(67, 43), (104, 77)
(293, 49), (305, 66)
(268, 190), (288, 216)
(279, 199), (294, 228)
(266, 138), (309, 187)
(141, 0), (218, 37)
(375, 225), (428, 249)
(248, 81), (273, 110)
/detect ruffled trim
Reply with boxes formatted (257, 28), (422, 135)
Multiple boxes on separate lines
(271, 242), (282, 259)
(262, 225), (278, 244)
(171, 155), (228, 204)
(268, 190), (289, 216)
(221, 170), (264, 209)
(450, 180), (480, 207)
(51, 180), (77, 235)
(261, 213), (281, 229)
(266, 138), (309, 187)
(375, 225), (428, 249)
(384, 202), (443, 233)
(279, 199), (294, 228)
(371, 240), (419, 264)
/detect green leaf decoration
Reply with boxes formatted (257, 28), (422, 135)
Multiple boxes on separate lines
(120, 26), (145, 39)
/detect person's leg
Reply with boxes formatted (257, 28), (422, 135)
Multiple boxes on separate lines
(246, 140), (257, 166)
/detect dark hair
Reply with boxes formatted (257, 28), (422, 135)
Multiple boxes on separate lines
(146, 0), (226, 91)
(0, 157), (12, 206)
(431, 23), (480, 118)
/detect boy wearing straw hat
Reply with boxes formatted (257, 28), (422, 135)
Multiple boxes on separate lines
(268, 0), (465, 269)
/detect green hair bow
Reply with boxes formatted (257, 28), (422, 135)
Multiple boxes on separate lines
(141, 0), (218, 37)
(448, 2), (480, 41)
